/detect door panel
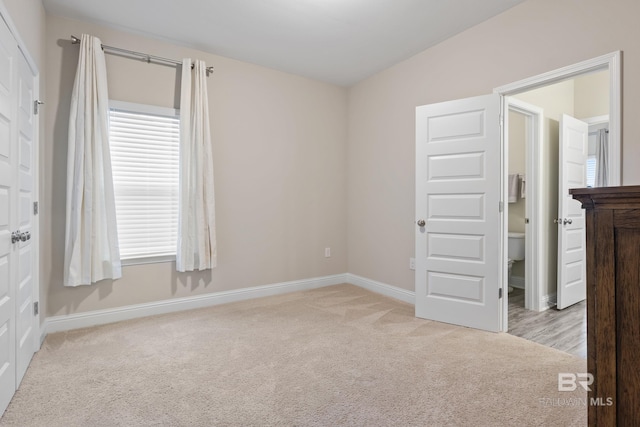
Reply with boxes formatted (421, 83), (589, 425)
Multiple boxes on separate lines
(557, 114), (588, 309)
(416, 94), (501, 332)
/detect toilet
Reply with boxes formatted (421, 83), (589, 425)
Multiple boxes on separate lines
(507, 232), (525, 293)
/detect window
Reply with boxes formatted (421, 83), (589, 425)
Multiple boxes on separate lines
(109, 101), (180, 263)
(586, 155), (596, 188)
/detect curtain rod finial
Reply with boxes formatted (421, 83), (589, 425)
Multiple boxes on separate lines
(71, 35), (80, 44)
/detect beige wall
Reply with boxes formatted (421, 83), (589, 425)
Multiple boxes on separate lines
(574, 70), (610, 119)
(2, 0), (47, 322)
(44, 15), (348, 316)
(348, 0), (640, 292)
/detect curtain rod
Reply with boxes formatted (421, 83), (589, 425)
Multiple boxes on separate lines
(70, 35), (213, 76)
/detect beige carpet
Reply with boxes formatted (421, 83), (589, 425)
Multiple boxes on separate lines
(1, 284), (587, 426)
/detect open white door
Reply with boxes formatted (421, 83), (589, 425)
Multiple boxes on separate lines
(415, 94), (502, 332)
(557, 114), (588, 309)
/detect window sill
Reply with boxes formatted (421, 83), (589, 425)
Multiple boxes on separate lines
(121, 255), (176, 266)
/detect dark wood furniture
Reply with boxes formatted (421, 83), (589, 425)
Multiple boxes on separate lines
(571, 186), (640, 427)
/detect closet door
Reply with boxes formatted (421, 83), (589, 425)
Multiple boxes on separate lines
(0, 16), (18, 415)
(0, 13), (39, 415)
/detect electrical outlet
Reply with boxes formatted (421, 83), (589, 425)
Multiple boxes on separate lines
(409, 258), (415, 270)
(325, 247), (331, 258)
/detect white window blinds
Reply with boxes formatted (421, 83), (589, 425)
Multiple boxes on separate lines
(109, 101), (180, 262)
(586, 155), (596, 188)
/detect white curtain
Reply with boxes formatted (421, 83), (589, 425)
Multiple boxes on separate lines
(64, 34), (121, 286)
(177, 58), (217, 272)
(595, 129), (609, 187)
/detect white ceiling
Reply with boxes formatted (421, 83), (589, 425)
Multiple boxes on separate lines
(42, 0), (525, 86)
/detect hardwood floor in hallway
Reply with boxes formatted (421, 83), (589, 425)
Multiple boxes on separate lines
(507, 288), (586, 358)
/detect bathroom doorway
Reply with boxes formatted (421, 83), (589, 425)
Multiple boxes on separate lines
(502, 68), (613, 356)
(505, 70), (611, 311)
(506, 99), (541, 311)
(496, 52), (620, 334)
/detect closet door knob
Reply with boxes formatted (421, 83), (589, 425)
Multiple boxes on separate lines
(20, 231), (31, 242)
(417, 219), (426, 227)
(563, 218), (573, 225)
(11, 231), (20, 244)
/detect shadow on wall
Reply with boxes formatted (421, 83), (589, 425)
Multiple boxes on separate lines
(171, 268), (213, 294)
(49, 38), (80, 311)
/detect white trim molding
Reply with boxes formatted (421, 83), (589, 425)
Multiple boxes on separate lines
(495, 51), (622, 186)
(582, 115), (609, 126)
(42, 274), (348, 339)
(506, 98), (544, 313)
(345, 273), (415, 305)
(540, 293), (557, 311)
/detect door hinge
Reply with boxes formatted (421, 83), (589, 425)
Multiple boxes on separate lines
(499, 288), (503, 299)
(34, 100), (44, 115)
(499, 201), (504, 212)
(33, 302), (39, 315)
(33, 201), (39, 215)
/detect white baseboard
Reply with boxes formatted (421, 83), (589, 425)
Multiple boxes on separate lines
(541, 292), (557, 311)
(38, 270), (559, 343)
(41, 273), (414, 339)
(345, 273), (415, 305)
(42, 273), (413, 339)
(42, 273), (348, 337)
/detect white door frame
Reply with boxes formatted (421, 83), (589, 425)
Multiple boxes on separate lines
(494, 51), (621, 331)
(505, 99), (544, 312)
(495, 51), (621, 184)
(583, 115), (610, 127)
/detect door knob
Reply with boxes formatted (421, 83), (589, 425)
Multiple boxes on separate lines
(417, 219), (426, 227)
(20, 231), (31, 242)
(11, 231), (20, 244)
(563, 218), (573, 225)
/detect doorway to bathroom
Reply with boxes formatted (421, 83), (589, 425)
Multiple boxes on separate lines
(505, 70), (612, 308)
(499, 61), (617, 354)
